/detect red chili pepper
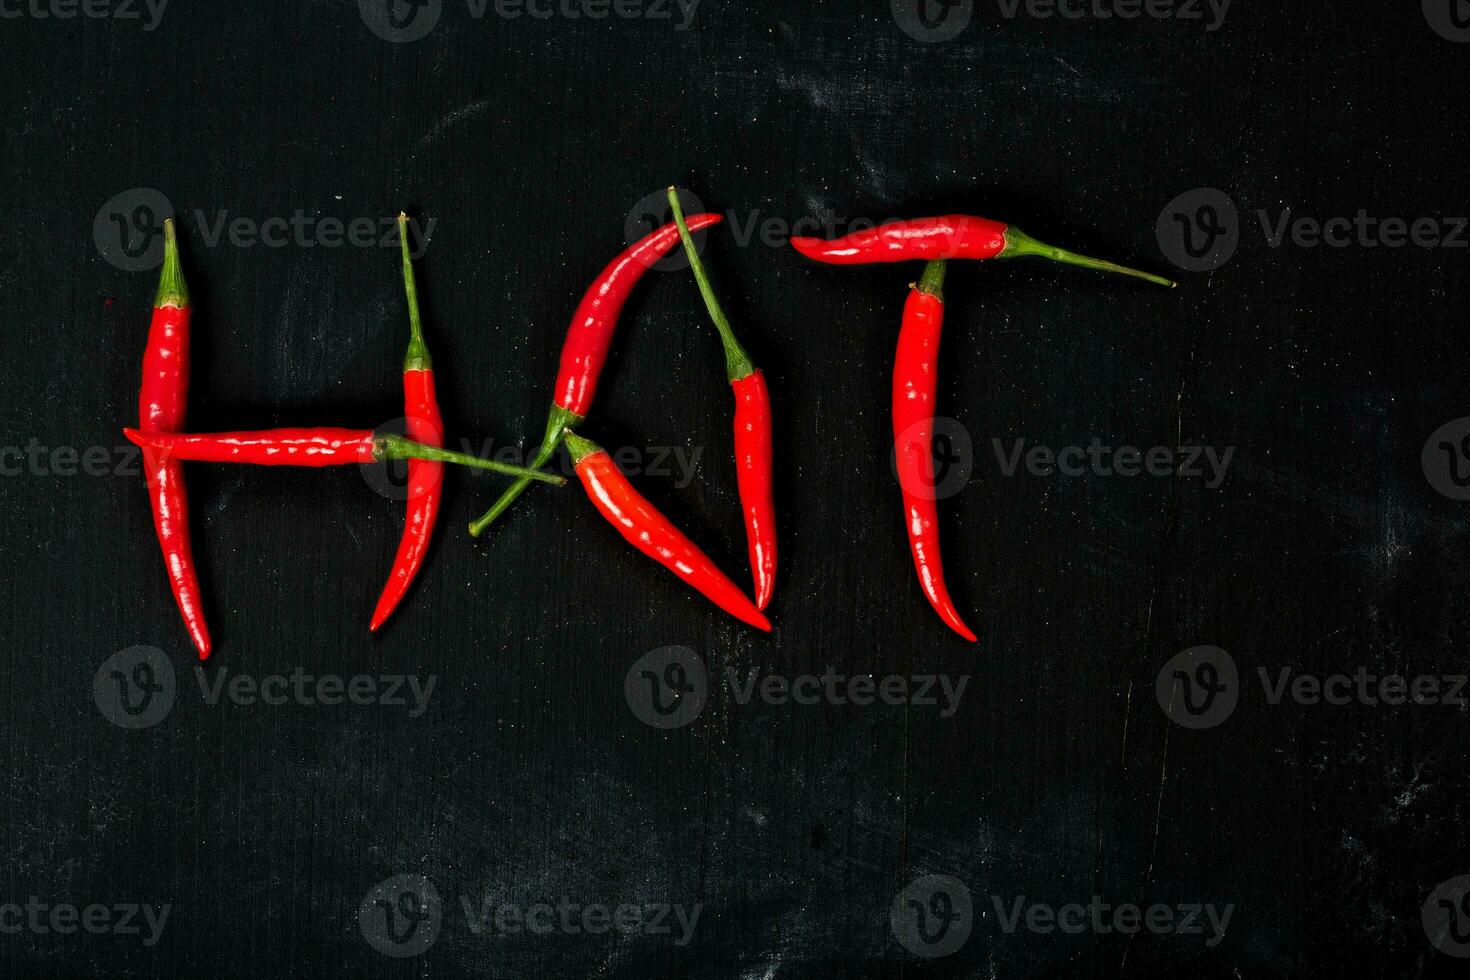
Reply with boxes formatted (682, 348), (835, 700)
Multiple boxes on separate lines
(667, 188), (777, 610)
(122, 428), (564, 483)
(467, 211), (724, 537)
(369, 214), (445, 632)
(791, 214), (1176, 287)
(563, 430), (771, 631)
(893, 261), (977, 643)
(139, 219), (211, 659)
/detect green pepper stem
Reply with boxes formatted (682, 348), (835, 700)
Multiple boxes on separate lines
(916, 259), (945, 298)
(154, 218), (190, 308)
(1001, 227), (1177, 288)
(666, 187), (755, 382)
(561, 429), (603, 465)
(467, 403), (581, 536)
(397, 213), (432, 372)
(375, 434), (563, 484)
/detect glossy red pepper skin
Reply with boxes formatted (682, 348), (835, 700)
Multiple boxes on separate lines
(370, 368), (443, 631)
(893, 263), (977, 643)
(565, 431), (771, 632)
(469, 213), (723, 537)
(127, 428), (380, 465)
(123, 429), (563, 483)
(139, 220), (211, 659)
(554, 212), (724, 417)
(793, 215), (1008, 264)
(732, 371), (776, 610)
(370, 216), (444, 632)
(791, 214), (1175, 287)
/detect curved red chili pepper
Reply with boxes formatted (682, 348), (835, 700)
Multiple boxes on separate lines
(564, 430), (771, 632)
(791, 214), (1175, 287)
(370, 214), (445, 632)
(123, 428), (564, 483)
(667, 188), (777, 610)
(467, 212), (724, 537)
(893, 261), (977, 643)
(139, 219), (211, 659)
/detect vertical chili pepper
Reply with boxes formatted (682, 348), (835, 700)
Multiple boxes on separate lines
(123, 428), (563, 480)
(666, 188), (777, 610)
(563, 430), (771, 631)
(139, 219), (211, 659)
(893, 260), (977, 643)
(791, 214), (1176, 287)
(369, 214), (445, 632)
(467, 212), (724, 537)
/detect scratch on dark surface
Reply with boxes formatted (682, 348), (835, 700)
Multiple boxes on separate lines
(413, 100), (491, 156)
(1053, 56), (1082, 77)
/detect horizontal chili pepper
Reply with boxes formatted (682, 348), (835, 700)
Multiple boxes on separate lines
(467, 211), (724, 537)
(122, 428), (564, 482)
(893, 261), (977, 642)
(370, 213), (445, 632)
(667, 187), (777, 610)
(564, 430), (771, 632)
(791, 214), (1176, 287)
(139, 219), (211, 659)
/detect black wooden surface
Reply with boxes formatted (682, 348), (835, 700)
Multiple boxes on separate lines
(4, 2), (1470, 976)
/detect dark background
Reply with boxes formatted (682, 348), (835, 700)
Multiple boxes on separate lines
(3, 1), (1470, 976)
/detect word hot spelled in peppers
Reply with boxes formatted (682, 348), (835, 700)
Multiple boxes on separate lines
(792, 214), (1177, 287)
(893, 262), (977, 643)
(467, 211), (724, 537)
(667, 187), (777, 610)
(370, 214), (445, 632)
(563, 430), (771, 632)
(138, 219), (211, 658)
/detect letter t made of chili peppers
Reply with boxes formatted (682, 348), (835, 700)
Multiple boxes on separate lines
(369, 215), (445, 631)
(667, 187), (777, 610)
(139, 219), (211, 659)
(894, 261), (978, 643)
(467, 210), (724, 537)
